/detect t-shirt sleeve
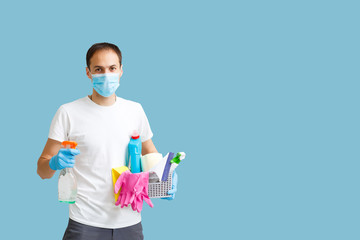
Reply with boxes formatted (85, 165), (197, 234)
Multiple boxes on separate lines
(48, 105), (70, 143)
(138, 103), (153, 142)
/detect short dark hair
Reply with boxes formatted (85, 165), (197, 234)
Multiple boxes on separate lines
(86, 42), (122, 69)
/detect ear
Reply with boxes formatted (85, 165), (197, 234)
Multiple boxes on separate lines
(86, 67), (92, 80)
(119, 65), (123, 78)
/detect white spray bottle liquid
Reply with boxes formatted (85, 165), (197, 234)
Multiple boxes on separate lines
(58, 141), (78, 204)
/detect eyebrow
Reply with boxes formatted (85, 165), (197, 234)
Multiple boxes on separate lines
(93, 65), (118, 68)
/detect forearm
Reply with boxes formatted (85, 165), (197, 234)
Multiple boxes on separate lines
(37, 138), (62, 179)
(142, 139), (158, 155)
(37, 156), (56, 179)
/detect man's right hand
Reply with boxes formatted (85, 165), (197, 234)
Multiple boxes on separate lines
(49, 148), (80, 170)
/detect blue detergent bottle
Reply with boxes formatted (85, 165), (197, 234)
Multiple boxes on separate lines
(129, 130), (142, 173)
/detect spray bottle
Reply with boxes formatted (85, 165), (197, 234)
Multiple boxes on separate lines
(58, 141), (78, 204)
(128, 130), (142, 173)
(170, 152), (186, 172)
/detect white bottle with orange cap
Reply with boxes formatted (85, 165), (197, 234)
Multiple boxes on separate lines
(58, 141), (78, 204)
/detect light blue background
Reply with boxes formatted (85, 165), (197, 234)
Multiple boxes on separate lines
(0, 0), (359, 239)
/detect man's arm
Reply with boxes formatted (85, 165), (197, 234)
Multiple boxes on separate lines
(37, 138), (62, 179)
(142, 139), (158, 155)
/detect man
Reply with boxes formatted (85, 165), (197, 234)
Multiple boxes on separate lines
(37, 42), (177, 240)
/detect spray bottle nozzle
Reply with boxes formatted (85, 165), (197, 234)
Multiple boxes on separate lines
(61, 141), (77, 149)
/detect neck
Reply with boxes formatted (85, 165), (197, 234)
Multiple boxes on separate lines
(89, 90), (116, 106)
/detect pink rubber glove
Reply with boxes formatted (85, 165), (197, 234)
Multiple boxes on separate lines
(114, 170), (141, 207)
(131, 172), (153, 212)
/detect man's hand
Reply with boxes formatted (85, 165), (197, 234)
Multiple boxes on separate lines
(49, 148), (80, 170)
(162, 170), (178, 200)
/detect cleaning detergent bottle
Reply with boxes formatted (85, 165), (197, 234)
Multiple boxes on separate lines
(58, 141), (78, 204)
(129, 130), (142, 173)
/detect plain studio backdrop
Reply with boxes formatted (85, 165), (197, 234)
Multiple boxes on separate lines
(0, 1), (359, 239)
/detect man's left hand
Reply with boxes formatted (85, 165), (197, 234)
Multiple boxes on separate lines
(162, 170), (178, 200)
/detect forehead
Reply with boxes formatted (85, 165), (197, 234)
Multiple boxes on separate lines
(90, 49), (120, 67)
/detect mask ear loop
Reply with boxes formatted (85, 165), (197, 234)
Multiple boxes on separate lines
(89, 72), (93, 100)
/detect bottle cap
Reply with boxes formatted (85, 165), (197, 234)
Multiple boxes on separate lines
(131, 130), (140, 139)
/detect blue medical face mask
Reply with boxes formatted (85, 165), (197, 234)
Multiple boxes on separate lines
(91, 73), (120, 97)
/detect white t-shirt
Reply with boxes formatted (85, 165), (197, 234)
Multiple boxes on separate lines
(48, 96), (153, 228)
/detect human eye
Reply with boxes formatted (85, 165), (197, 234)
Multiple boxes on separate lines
(110, 66), (117, 71)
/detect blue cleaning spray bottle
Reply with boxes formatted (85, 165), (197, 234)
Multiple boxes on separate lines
(128, 130), (142, 173)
